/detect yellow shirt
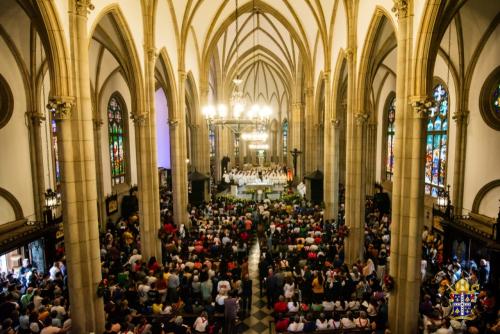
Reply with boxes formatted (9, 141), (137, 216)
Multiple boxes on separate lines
(312, 277), (324, 294)
(152, 303), (163, 314)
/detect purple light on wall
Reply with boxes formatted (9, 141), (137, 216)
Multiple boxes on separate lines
(155, 89), (171, 169)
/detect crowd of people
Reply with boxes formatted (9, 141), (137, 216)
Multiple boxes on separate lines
(419, 227), (499, 333)
(264, 196), (392, 333)
(0, 182), (498, 334)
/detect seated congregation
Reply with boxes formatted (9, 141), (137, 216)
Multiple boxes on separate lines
(0, 186), (498, 334)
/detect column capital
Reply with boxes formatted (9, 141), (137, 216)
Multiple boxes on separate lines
(47, 97), (74, 121)
(168, 119), (179, 128)
(331, 119), (341, 128)
(305, 87), (314, 97)
(292, 101), (304, 109)
(145, 47), (157, 62)
(392, 0), (408, 19)
(322, 71), (331, 80)
(75, 0), (94, 17)
(452, 109), (470, 123)
(410, 95), (434, 118)
(345, 48), (354, 60)
(178, 70), (187, 81)
(131, 113), (148, 127)
(26, 111), (46, 124)
(93, 118), (103, 130)
(354, 112), (368, 126)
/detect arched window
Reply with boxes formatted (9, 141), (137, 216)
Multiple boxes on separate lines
(107, 94), (127, 186)
(425, 83), (449, 197)
(282, 119), (288, 161)
(386, 96), (396, 181)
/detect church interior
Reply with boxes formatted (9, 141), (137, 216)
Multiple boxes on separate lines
(0, 0), (499, 333)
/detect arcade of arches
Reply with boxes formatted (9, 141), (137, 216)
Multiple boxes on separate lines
(0, 1), (499, 333)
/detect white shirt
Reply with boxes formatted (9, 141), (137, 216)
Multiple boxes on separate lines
(193, 316), (209, 332)
(49, 266), (60, 280)
(288, 322), (304, 332)
(316, 319), (328, 330)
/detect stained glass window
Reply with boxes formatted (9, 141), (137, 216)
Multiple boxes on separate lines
(386, 96), (396, 181)
(493, 82), (500, 114)
(51, 118), (61, 190)
(108, 95), (126, 186)
(282, 119), (288, 161)
(425, 83), (449, 197)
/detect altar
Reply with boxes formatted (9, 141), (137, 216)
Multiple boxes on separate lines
(245, 182), (273, 201)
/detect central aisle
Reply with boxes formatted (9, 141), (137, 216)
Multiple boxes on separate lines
(240, 239), (274, 333)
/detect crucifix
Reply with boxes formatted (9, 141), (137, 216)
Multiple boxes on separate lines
(290, 148), (302, 179)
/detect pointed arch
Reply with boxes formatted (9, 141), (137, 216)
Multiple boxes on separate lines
(89, 4), (145, 117)
(357, 7), (396, 121)
(155, 47), (179, 121)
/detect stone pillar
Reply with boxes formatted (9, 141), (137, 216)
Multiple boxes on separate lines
(388, 2), (427, 332)
(92, 118), (105, 229)
(290, 101), (304, 180)
(344, 46), (366, 265)
(26, 111), (46, 220)
(170, 71), (189, 226)
(304, 87), (315, 174)
(344, 112), (367, 265)
(365, 121), (377, 195)
(452, 109), (469, 213)
(198, 83), (211, 175)
(129, 47), (162, 260)
(58, 1), (105, 331)
(324, 114), (341, 220)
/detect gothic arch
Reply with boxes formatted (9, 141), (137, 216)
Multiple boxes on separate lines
(357, 7), (396, 121)
(0, 187), (24, 221)
(155, 48), (178, 121)
(472, 179), (500, 214)
(89, 4), (145, 118)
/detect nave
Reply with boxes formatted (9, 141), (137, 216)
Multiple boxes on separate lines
(0, 0), (499, 333)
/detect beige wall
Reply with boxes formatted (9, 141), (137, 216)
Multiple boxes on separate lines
(0, 34), (35, 223)
(463, 25), (500, 217)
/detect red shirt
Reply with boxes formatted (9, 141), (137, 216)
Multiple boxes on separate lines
(275, 318), (290, 332)
(274, 301), (288, 313)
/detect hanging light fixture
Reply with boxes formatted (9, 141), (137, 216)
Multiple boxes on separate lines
(202, 0), (272, 136)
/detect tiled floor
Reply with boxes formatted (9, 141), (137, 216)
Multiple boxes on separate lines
(238, 240), (274, 334)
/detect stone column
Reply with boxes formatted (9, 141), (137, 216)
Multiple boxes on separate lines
(344, 46), (366, 265)
(304, 87), (315, 174)
(324, 116), (341, 221)
(170, 71), (189, 227)
(198, 83), (211, 175)
(26, 111), (46, 220)
(92, 118), (105, 229)
(290, 101), (304, 180)
(344, 112), (367, 265)
(452, 109), (469, 213)
(365, 121), (377, 195)
(60, 1), (105, 331)
(388, 3), (428, 332)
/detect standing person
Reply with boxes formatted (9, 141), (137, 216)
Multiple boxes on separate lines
(224, 291), (240, 334)
(241, 274), (252, 315)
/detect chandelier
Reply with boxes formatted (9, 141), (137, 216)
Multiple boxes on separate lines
(202, 0), (272, 143)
